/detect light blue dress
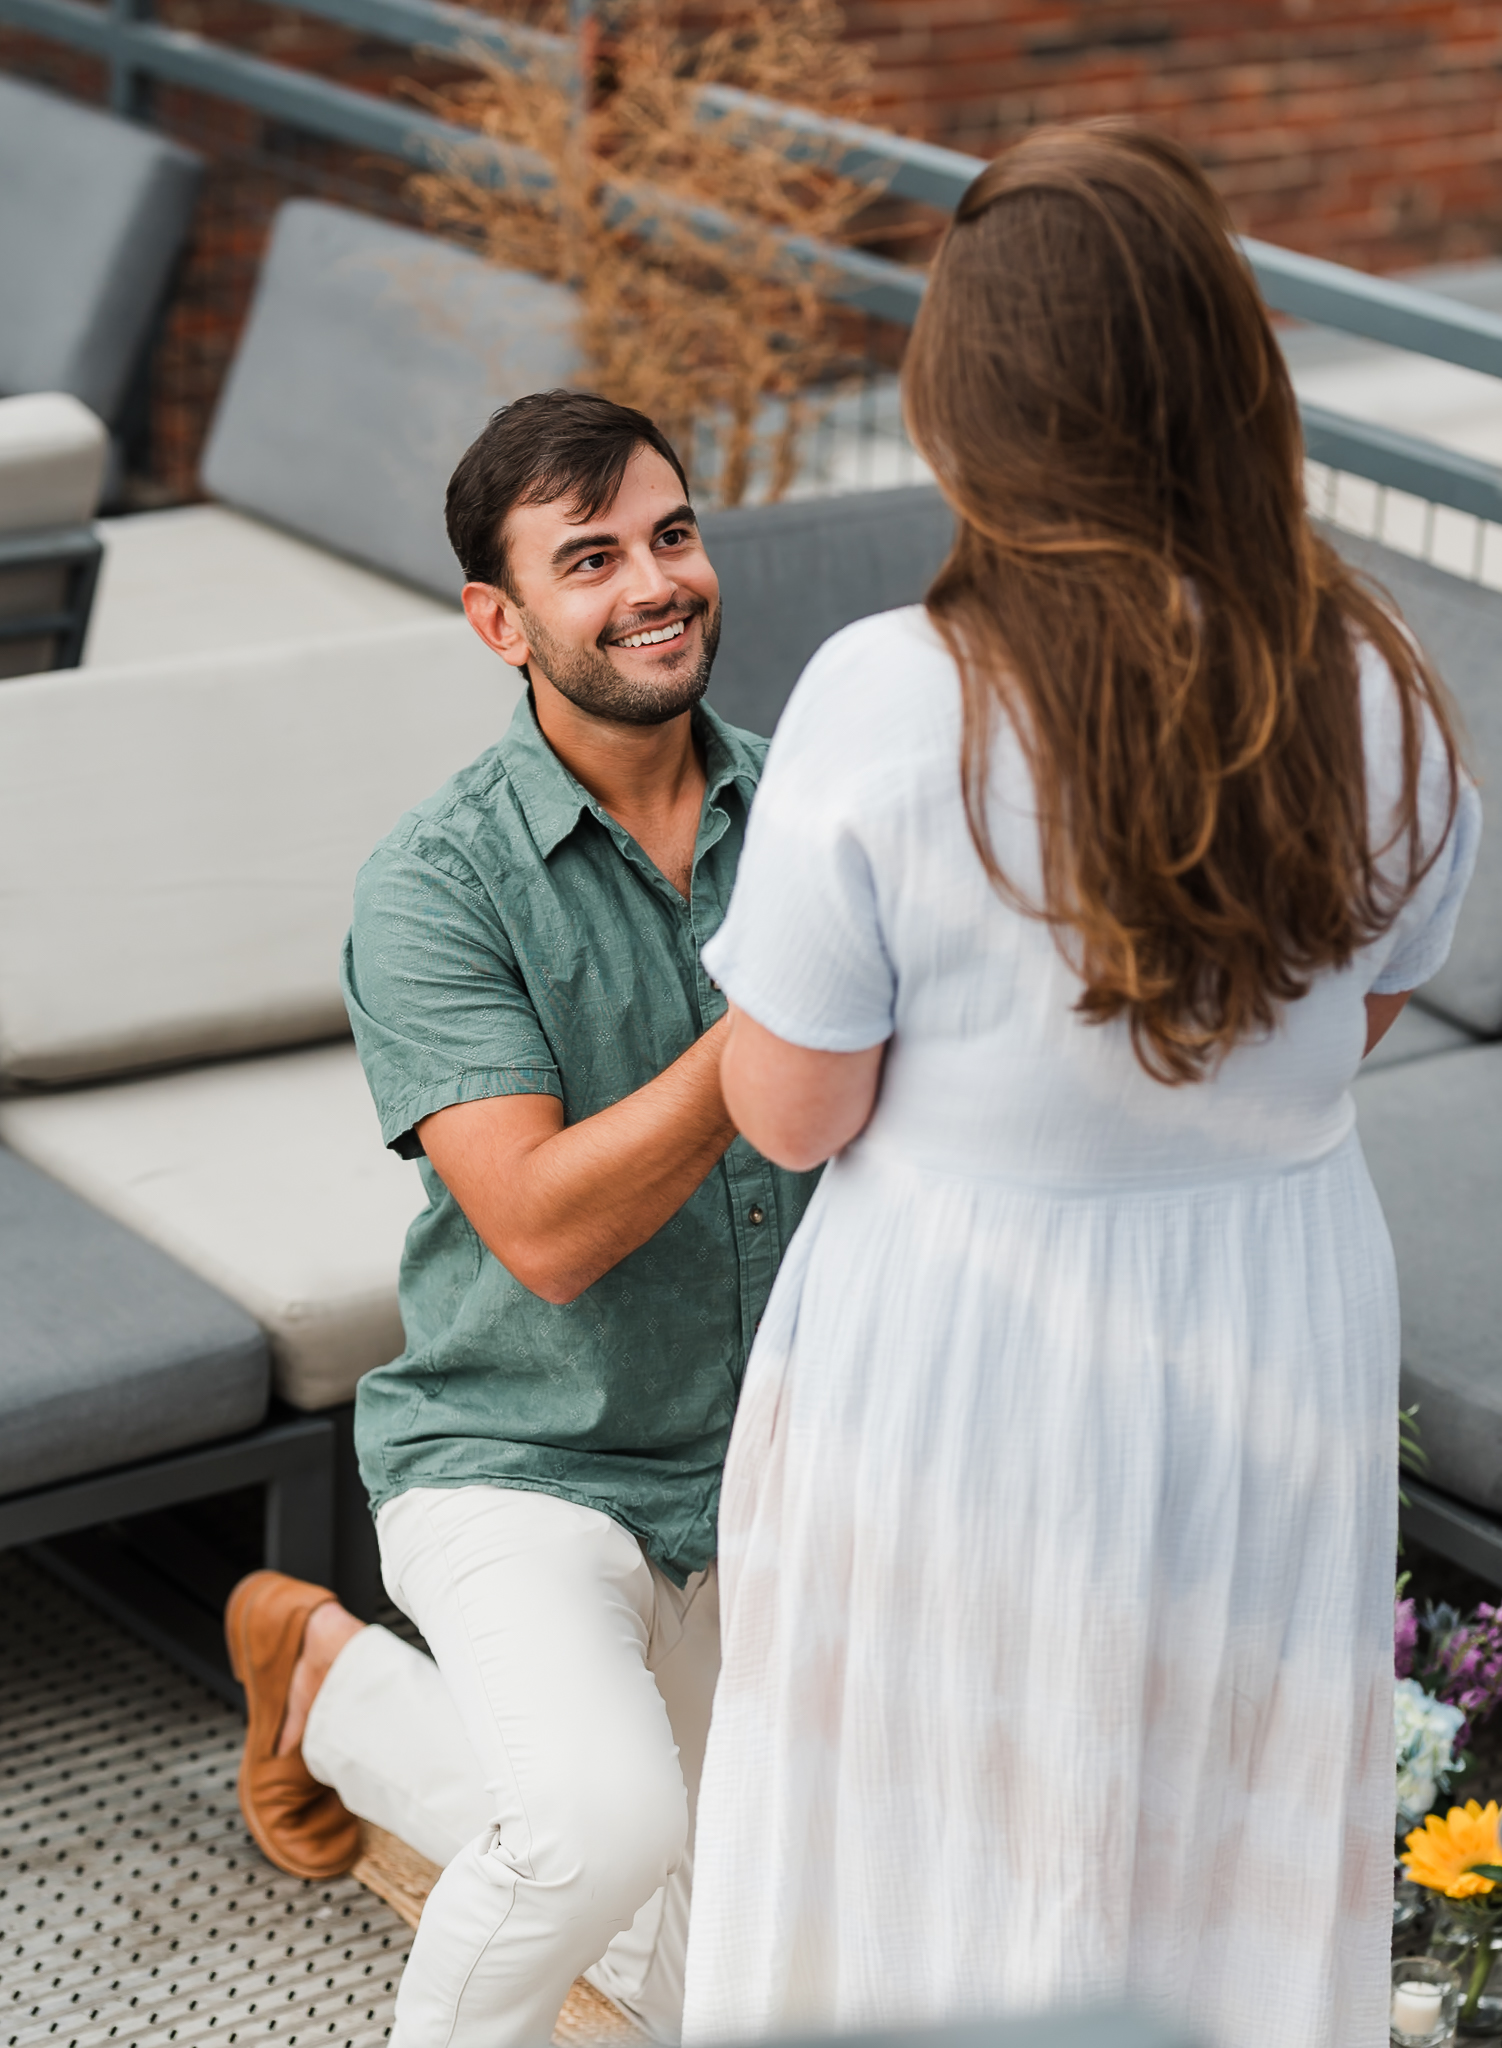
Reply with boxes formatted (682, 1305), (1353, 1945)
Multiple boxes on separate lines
(684, 606), (1480, 2048)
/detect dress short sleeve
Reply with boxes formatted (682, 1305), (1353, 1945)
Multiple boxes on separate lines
(1359, 636), (1484, 997)
(1369, 778), (1482, 994)
(701, 626), (899, 1052)
(341, 836), (561, 1157)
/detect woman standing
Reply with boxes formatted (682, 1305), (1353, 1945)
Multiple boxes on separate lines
(683, 126), (1479, 2048)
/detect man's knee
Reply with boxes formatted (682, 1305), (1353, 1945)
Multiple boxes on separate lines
(518, 1753), (689, 1923)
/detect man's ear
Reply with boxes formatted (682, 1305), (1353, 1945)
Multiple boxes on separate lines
(462, 582), (531, 670)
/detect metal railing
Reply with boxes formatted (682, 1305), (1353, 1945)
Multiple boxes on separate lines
(5, 0), (1502, 540)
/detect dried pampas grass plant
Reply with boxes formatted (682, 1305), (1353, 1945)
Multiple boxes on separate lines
(409, 0), (883, 505)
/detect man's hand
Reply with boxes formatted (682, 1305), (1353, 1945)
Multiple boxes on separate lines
(417, 1015), (736, 1305)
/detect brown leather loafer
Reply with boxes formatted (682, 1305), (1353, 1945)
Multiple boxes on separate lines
(225, 1569), (361, 1880)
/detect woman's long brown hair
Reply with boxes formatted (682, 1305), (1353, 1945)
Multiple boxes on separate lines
(903, 122), (1463, 1084)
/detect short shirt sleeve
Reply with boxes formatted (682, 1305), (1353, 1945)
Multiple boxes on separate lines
(701, 626), (898, 1051)
(342, 836), (560, 1157)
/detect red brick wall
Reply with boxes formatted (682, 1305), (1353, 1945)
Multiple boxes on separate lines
(851, 0), (1502, 271)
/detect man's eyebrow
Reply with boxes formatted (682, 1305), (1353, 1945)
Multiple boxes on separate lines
(550, 530), (617, 570)
(548, 504), (697, 572)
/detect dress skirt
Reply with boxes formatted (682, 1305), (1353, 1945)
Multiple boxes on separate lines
(682, 1128), (1399, 2048)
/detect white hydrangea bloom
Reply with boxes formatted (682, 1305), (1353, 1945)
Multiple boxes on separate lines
(1396, 1676), (1466, 1826)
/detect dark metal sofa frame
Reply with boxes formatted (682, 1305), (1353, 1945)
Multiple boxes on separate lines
(0, 523), (103, 673)
(1403, 1482), (1502, 1594)
(0, 1410), (336, 1704)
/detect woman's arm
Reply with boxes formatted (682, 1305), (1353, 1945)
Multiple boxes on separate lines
(718, 1003), (887, 1172)
(1364, 989), (1412, 1057)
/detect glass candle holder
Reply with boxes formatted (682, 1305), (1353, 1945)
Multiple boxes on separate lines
(1393, 1957), (1462, 2046)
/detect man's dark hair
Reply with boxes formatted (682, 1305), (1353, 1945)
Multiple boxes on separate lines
(446, 389), (690, 596)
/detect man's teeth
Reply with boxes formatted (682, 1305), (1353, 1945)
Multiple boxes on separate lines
(618, 620), (686, 649)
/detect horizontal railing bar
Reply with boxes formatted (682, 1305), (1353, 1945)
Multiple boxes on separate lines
(1244, 240), (1502, 383)
(692, 83), (985, 212)
(235, 0), (985, 215)
(1302, 404), (1502, 525)
(281, 0), (568, 76)
(0, 0), (556, 185)
(595, 177), (926, 322)
(687, 87), (1502, 376)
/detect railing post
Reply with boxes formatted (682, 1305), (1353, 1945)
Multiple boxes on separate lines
(108, 0), (153, 121)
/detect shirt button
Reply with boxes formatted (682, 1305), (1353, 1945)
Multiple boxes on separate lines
(748, 1203), (766, 1226)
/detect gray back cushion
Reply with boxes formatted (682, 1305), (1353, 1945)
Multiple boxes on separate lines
(701, 484), (954, 736)
(202, 201), (580, 600)
(0, 1146), (268, 1497)
(0, 75), (201, 425)
(1325, 529), (1499, 1037)
(1354, 1043), (1502, 1514)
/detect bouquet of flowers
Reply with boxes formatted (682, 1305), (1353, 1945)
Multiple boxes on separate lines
(1395, 1590), (1502, 1827)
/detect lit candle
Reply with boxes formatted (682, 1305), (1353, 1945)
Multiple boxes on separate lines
(1392, 1980), (1444, 2037)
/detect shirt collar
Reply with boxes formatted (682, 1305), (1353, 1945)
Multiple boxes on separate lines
(499, 688), (760, 861)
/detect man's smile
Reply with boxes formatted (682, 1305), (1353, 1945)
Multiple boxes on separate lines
(614, 618), (688, 651)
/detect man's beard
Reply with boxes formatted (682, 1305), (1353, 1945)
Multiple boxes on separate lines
(520, 594), (721, 727)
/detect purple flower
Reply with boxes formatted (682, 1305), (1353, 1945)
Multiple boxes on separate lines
(1397, 1595), (1420, 1679)
(1433, 1602), (1502, 1733)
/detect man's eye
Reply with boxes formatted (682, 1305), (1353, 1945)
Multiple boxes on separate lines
(576, 552), (608, 572)
(658, 528), (686, 548)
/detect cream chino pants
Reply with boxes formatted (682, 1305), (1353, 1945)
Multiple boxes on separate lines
(300, 1485), (720, 2048)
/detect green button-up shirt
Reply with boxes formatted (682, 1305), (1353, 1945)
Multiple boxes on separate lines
(341, 690), (819, 1582)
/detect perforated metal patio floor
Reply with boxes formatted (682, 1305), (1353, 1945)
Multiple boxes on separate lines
(1, 1551), (410, 2048)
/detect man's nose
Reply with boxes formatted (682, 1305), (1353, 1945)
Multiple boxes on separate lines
(621, 546), (676, 609)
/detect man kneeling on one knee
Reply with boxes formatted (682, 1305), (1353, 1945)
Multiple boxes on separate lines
(225, 391), (818, 2048)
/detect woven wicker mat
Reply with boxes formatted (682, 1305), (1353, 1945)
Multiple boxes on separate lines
(352, 1825), (646, 2045)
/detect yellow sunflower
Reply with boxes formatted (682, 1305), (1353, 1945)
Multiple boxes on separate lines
(1405, 1800), (1502, 1898)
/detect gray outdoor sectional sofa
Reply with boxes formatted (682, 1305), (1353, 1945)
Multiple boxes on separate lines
(0, 194), (956, 1685)
(0, 186), (1496, 1700)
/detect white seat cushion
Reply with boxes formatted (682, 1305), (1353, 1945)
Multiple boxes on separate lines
(0, 391), (108, 533)
(0, 1042), (424, 1410)
(85, 504), (447, 668)
(0, 616), (523, 1083)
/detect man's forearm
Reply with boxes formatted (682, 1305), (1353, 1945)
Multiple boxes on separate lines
(509, 1022), (736, 1299)
(419, 1017), (736, 1304)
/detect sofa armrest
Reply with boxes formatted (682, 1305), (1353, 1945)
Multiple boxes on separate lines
(0, 392), (109, 532)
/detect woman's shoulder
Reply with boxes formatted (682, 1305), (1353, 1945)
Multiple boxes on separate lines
(774, 605), (960, 760)
(804, 602), (953, 681)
